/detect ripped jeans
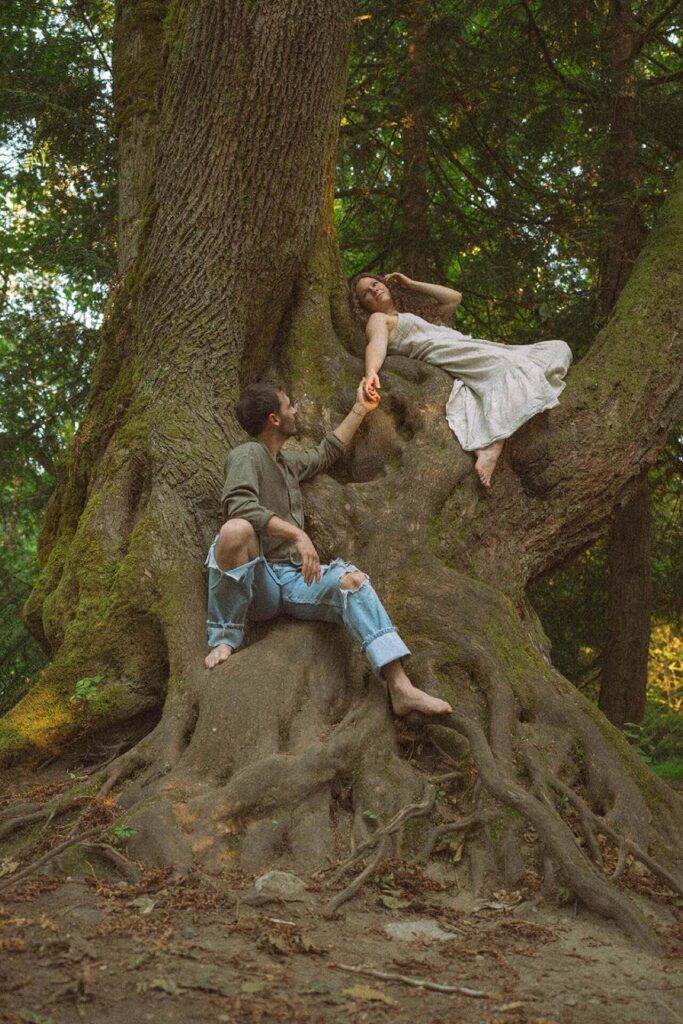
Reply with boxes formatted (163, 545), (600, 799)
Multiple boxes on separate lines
(205, 539), (410, 676)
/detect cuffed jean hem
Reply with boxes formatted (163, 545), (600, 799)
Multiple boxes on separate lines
(207, 622), (244, 650)
(364, 629), (411, 677)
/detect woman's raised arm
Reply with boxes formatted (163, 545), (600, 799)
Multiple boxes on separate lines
(385, 272), (462, 321)
(364, 312), (389, 396)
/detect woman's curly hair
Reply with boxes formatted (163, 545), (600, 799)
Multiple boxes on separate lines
(348, 272), (448, 329)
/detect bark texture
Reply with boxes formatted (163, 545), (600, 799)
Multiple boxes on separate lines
(600, 470), (651, 727)
(113, 0), (166, 271)
(2, 0), (682, 952)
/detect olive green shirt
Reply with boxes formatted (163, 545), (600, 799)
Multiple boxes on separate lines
(220, 432), (345, 563)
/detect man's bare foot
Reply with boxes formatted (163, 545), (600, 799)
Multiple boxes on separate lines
(382, 660), (452, 717)
(474, 440), (504, 488)
(388, 681), (452, 717)
(205, 644), (233, 669)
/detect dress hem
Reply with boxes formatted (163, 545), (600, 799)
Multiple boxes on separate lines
(446, 383), (565, 452)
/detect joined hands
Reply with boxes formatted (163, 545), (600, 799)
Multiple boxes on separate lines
(362, 373), (381, 403)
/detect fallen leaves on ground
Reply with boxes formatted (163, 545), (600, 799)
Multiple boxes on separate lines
(342, 982), (398, 1006)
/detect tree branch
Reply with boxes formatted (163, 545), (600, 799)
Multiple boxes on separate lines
(518, 0), (595, 98)
(641, 69), (683, 88)
(638, 0), (682, 43)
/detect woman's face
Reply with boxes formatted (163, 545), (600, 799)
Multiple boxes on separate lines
(355, 276), (393, 313)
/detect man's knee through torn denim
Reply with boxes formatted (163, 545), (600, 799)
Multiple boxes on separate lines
(206, 537), (410, 676)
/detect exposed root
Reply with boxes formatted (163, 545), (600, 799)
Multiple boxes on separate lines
(324, 835), (391, 917)
(331, 962), (490, 998)
(98, 727), (176, 799)
(323, 786), (436, 915)
(80, 842), (142, 883)
(0, 809), (59, 842)
(442, 712), (663, 952)
(429, 737), (463, 766)
(0, 793), (87, 841)
(99, 755), (141, 798)
(612, 842), (628, 883)
(328, 785), (436, 886)
(546, 773), (683, 898)
(426, 770), (463, 784)
(0, 825), (106, 895)
(417, 811), (491, 864)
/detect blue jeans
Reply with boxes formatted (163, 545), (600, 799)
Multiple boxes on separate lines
(205, 538), (410, 676)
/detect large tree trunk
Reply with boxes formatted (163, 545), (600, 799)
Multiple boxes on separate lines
(2, 0), (682, 952)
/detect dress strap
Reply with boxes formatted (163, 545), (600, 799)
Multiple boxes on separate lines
(390, 312), (409, 348)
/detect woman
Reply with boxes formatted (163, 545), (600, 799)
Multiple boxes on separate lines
(351, 272), (572, 486)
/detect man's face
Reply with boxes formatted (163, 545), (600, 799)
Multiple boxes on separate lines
(273, 391), (298, 437)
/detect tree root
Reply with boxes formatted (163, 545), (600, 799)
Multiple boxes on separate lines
(0, 825), (106, 895)
(96, 693), (200, 804)
(417, 811), (492, 864)
(0, 793), (87, 841)
(80, 842), (142, 882)
(323, 835), (391, 917)
(612, 843), (628, 883)
(442, 712), (664, 952)
(331, 962), (490, 998)
(322, 786), (437, 916)
(328, 785), (436, 887)
(545, 773), (683, 897)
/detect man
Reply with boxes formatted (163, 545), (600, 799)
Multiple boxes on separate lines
(205, 380), (452, 717)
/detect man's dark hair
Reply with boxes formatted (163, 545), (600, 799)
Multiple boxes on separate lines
(235, 383), (283, 437)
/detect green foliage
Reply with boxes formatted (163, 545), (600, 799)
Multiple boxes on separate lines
(0, 0), (116, 294)
(624, 708), (683, 767)
(72, 674), (102, 702)
(652, 760), (683, 782)
(110, 823), (138, 841)
(0, 0), (114, 712)
(339, 0), (680, 349)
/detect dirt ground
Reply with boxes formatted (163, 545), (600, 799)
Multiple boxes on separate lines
(1, 768), (682, 1024)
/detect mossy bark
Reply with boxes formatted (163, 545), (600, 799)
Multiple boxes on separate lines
(2, 0), (682, 950)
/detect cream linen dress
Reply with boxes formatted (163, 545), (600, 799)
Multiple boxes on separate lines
(388, 312), (572, 451)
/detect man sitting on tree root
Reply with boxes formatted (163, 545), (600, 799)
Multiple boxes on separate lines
(205, 381), (452, 718)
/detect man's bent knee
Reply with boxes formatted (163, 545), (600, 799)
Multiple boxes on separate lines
(339, 569), (367, 592)
(216, 518), (258, 569)
(219, 518), (256, 545)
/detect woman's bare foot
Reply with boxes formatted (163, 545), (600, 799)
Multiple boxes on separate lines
(474, 440), (504, 488)
(205, 644), (233, 669)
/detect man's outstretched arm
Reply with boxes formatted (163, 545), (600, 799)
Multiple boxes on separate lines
(295, 381), (380, 483)
(333, 379), (380, 446)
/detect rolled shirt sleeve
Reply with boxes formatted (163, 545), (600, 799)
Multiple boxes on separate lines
(285, 431), (345, 482)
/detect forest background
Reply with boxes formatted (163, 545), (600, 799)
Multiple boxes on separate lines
(0, 0), (681, 774)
